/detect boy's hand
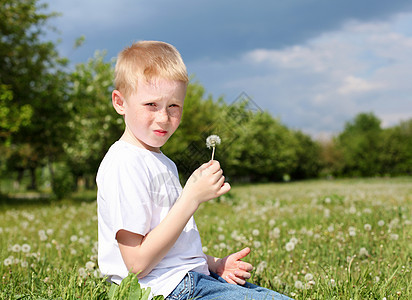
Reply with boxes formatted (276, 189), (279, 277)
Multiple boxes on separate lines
(215, 247), (254, 285)
(182, 160), (230, 206)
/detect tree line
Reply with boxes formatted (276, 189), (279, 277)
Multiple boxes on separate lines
(1, 0), (411, 198)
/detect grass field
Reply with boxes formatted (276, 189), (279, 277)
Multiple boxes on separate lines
(0, 177), (411, 299)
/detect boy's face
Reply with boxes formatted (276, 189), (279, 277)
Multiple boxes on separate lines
(113, 77), (186, 152)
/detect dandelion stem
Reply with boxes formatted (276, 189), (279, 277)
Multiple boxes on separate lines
(211, 147), (215, 160)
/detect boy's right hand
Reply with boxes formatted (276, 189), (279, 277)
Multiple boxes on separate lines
(182, 160), (231, 206)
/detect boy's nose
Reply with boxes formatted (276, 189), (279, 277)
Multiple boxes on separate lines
(156, 109), (169, 123)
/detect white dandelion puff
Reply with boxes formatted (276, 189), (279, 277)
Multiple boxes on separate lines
(4, 257), (13, 266)
(78, 267), (87, 278)
(364, 224), (372, 231)
(85, 261), (95, 271)
(389, 233), (399, 241)
(305, 273), (314, 281)
(359, 247), (369, 257)
(252, 229), (260, 236)
(11, 244), (21, 252)
(294, 280), (303, 289)
(378, 220), (385, 227)
(285, 242), (295, 252)
(21, 244), (31, 253)
(206, 135), (221, 160)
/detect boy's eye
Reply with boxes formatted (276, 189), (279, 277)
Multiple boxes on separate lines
(145, 103), (155, 107)
(169, 104), (179, 108)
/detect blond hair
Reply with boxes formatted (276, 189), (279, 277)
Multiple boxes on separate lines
(114, 41), (189, 97)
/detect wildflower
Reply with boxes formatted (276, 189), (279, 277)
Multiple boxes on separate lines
(290, 237), (298, 245)
(306, 280), (315, 289)
(305, 273), (314, 281)
(21, 261), (28, 268)
(85, 261), (95, 271)
(4, 257), (13, 266)
(70, 235), (78, 242)
(253, 241), (262, 248)
(327, 225), (334, 232)
(78, 267), (87, 278)
(46, 229), (54, 235)
(269, 219), (276, 227)
(206, 135), (221, 160)
(364, 224), (372, 231)
(21, 244), (31, 253)
(285, 242), (295, 252)
(202, 246), (208, 253)
(70, 249), (77, 255)
(218, 234), (225, 241)
(349, 206), (356, 214)
(329, 278), (336, 287)
(325, 197), (331, 204)
(378, 220), (385, 227)
(252, 229), (260, 236)
(272, 227), (280, 238)
(389, 233), (399, 241)
(11, 244), (21, 252)
(256, 261), (267, 274)
(359, 247), (369, 257)
(294, 280), (303, 289)
(38, 230), (47, 241)
(375, 276), (380, 283)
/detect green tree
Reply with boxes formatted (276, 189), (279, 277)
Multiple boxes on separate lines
(1, 0), (70, 189)
(335, 112), (383, 176)
(380, 119), (412, 175)
(291, 130), (322, 179)
(64, 51), (123, 188)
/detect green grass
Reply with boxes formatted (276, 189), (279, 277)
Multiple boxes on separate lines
(1, 177), (411, 299)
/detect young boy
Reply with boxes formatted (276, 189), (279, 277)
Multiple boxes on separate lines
(97, 41), (292, 299)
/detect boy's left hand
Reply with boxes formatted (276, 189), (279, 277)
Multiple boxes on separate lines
(215, 247), (254, 285)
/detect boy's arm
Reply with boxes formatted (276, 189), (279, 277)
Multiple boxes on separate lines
(205, 248), (253, 285)
(117, 160), (230, 279)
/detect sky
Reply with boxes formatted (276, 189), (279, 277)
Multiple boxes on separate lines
(43, 0), (412, 138)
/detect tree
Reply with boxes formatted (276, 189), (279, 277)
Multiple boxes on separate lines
(335, 112), (383, 176)
(64, 51), (123, 188)
(0, 0), (70, 189)
(380, 119), (412, 175)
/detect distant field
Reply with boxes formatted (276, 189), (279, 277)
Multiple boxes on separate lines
(1, 177), (411, 299)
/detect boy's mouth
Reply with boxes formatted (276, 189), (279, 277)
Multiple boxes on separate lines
(154, 130), (168, 137)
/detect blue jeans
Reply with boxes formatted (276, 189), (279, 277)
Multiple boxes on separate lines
(166, 271), (293, 300)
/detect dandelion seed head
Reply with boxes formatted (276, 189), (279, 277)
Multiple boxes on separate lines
(3, 257), (13, 266)
(364, 224), (372, 231)
(11, 244), (21, 252)
(253, 241), (262, 248)
(378, 220), (385, 227)
(389, 233), (399, 240)
(21, 244), (31, 253)
(305, 273), (314, 281)
(206, 135), (221, 149)
(359, 247), (369, 257)
(85, 261), (95, 271)
(285, 242), (295, 252)
(294, 280), (303, 289)
(78, 267), (87, 278)
(252, 229), (260, 236)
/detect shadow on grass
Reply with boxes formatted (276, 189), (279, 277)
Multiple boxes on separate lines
(0, 189), (97, 207)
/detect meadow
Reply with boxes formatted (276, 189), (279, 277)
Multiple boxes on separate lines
(0, 177), (411, 299)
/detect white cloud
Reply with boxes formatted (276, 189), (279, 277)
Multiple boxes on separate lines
(199, 12), (412, 136)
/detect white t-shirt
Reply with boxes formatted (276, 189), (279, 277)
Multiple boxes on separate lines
(97, 141), (209, 298)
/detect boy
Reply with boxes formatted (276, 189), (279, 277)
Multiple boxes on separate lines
(97, 41), (291, 299)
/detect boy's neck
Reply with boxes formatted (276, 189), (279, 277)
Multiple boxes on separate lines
(119, 131), (162, 153)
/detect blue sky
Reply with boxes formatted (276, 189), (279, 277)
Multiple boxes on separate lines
(43, 0), (412, 138)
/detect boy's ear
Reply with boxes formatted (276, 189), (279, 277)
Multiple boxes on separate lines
(112, 90), (126, 115)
